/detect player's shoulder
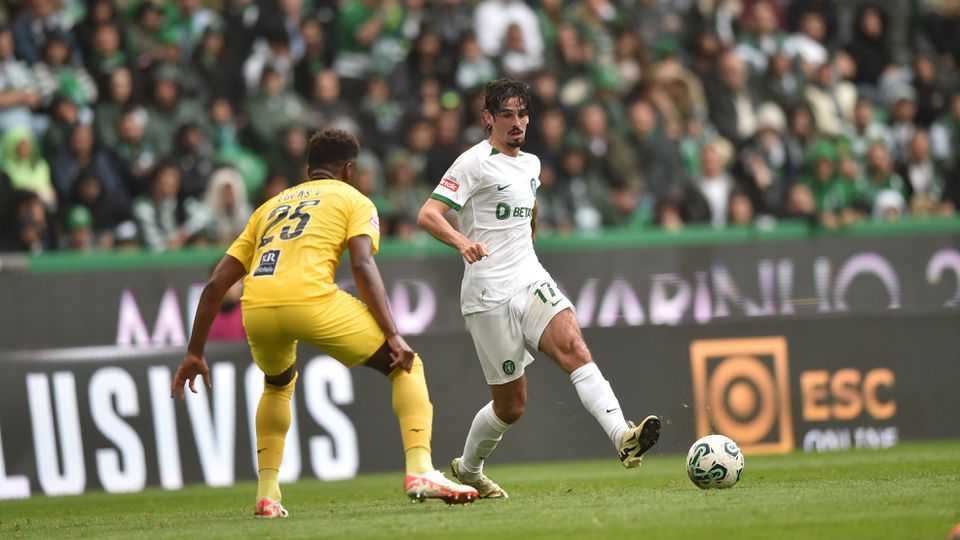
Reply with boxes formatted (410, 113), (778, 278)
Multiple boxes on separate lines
(454, 141), (489, 170)
(517, 149), (541, 167)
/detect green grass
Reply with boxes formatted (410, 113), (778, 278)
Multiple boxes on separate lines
(2, 440), (959, 539)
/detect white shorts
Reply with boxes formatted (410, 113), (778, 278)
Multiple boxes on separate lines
(464, 278), (574, 385)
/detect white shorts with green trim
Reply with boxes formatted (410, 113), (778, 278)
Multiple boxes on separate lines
(464, 278), (573, 385)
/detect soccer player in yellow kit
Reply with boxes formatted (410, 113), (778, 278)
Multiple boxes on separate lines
(171, 129), (477, 518)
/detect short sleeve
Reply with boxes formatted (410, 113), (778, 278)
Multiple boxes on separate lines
(430, 154), (479, 212)
(346, 196), (381, 254)
(225, 207), (260, 271)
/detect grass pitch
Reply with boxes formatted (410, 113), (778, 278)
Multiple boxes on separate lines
(1, 440), (958, 539)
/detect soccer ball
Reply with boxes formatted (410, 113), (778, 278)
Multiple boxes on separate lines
(685, 434), (744, 489)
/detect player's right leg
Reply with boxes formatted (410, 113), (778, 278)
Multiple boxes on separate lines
(243, 307), (298, 519)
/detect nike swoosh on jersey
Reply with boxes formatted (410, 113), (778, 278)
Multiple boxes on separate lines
(551, 299), (563, 306)
(496, 184), (509, 191)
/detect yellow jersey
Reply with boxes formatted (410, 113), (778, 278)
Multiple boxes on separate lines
(226, 179), (381, 308)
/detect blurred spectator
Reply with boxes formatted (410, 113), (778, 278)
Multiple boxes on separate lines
(650, 57), (707, 140)
(930, 92), (960, 169)
(533, 161), (575, 234)
(705, 51), (758, 148)
(872, 188), (907, 221)
(573, 103), (640, 192)
(306, 69), (356, 136)
(695, 140), (735, 228)
(424, 109), (465, 187)
(736, 0), (787, 73)
(737, 102), (795, 215)
(11, 0), (78, 65)
(124, 1), (163, 70)
(334, 0), (405, 84)
(32, 34), (98, 110)
(898, 129), (948, 216)
(172, 122), (216, 199)
(243, 23), (294, 95)
(87, 23), (131, 89)
(499, 23), (543, 80)
(144, 66), (205, 157)
(911, 51), (953, 127)
(51, 123), (126, 205)
(612, 29), (649, 96)
(42, 93), (81, 160)
(188, 22), (243, 107)
(785, 104), (820, 168)
(67, 168), (134, 250)
(65, 205), (95, 251)
(112, 106), (158, 198)
(267, 124), (309, 185)
(1, 127), (55, 211)
(165, 0), (218, 59)
(133, 162), (209, 251)
(565, 0), (621, 61)
(759, 51), (803, 112)
(455, 31), (496, 92)
(405, 29), (455, 93)
(782, 11), (829, 75)
(94, 67), (135, 152)
(0, 190), (53, 253)
(728, 188), (756, 227)
(845, 97), (891, 163)
(786, 0), (838, 47)
(76, 0), (125, 64)
(294, 17), (330, 100)
(0, 25), (42, 133)
(843, 4), (894, 91)
(474, 0), (543, 61)
(919, 0), (960, 69)
(887, 85), (919, 166)
(625, 98), (686, 202)
(863, 141), (908, 209)
(804, 61), (857, 137)
(203, 167), (251, 245)
(385, 151), (430, 226)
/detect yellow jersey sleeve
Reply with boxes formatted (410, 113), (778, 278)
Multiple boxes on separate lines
(226, 205), (263, 271)
(346, 196), (381, 254)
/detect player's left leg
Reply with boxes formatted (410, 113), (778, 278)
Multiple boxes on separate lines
(536, 309), (661, 468)
(363, 345), (478, 504)
(315, 291), (475, 504)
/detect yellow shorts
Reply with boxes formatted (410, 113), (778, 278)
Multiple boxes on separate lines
(242, 290), (386, 376)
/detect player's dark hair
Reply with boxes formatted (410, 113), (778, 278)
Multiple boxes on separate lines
(307, 128), (360, 179)
(482, 78), (530, 134)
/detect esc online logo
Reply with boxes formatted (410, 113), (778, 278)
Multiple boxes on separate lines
(689, 337), (898, 455)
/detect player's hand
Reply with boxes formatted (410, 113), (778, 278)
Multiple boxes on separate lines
(458, 241), (489, 264)
(171, 352), (212, 400)
(386, 334), (415, 372)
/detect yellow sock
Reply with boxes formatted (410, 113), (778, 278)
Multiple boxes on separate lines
(255, 372), (298, 501)
(389, 355), (434, 474)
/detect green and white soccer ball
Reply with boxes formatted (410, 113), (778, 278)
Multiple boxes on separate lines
(686, 434), (744, 489)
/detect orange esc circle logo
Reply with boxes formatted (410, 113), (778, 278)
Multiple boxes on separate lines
(690, 337), (795, 455)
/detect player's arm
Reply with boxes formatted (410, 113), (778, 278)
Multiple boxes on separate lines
(417, 197), (488, 263)
(531, 200), (538, 244)
(348, 234), (415, 372)
(171, 254), (247, 399)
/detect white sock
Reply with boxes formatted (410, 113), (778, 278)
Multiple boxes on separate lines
(459, 401), (511, 476)
(570, 362), (629, 448)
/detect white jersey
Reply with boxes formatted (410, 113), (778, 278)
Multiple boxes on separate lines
(432, 140), (549, 314)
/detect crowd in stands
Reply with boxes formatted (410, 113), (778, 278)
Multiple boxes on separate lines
(1, 0), (960, 253)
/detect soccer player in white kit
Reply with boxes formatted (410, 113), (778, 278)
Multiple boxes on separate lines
(417, 78), (661, 498)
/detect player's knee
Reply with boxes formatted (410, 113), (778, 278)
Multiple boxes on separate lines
(561, 337), (592, 370)
(493, 399), (525, 424)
